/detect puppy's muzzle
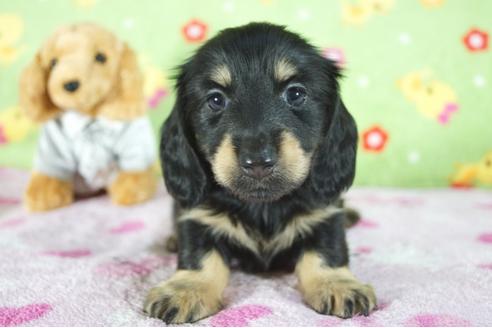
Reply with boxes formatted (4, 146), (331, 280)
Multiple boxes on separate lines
(239, 144), (277, 180)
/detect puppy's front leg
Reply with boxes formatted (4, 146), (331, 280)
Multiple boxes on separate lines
(144, 220), (229, 324)
(295, 213), (376, 318)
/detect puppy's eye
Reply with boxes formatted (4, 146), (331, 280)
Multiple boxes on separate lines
(49, 58), (57, 70)
(284, 85), (307, 107)
(207, 92), (227, 111)
(95, 52), (107, 64)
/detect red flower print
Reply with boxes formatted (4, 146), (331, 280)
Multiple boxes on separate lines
(322, 47), (346, 67)
(450, 181), (473, 189)
(362, 125), (389, 152)
(182, 19), (208, 43)
(463, 28), (488, 52)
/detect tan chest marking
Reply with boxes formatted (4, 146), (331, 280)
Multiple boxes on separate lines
(179, 206), (341, 256)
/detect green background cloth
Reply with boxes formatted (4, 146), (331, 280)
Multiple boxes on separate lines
(1, 0), (490, 188)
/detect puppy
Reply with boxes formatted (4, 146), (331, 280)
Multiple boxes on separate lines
(145, 23), (376, 323)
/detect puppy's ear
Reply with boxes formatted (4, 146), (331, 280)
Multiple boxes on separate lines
(307, 61), (358, 202)
(19, 52), (60, 123)
(97, 43), (146, 120)
(160, 90), (208, 208)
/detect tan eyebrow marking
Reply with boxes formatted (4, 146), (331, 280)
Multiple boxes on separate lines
(274, 58), (297, 82)
(210, 65), (232, 87)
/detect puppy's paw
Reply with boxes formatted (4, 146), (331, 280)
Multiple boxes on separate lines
(24, 173), (73, 212)
(144, 278), (223, 324)
(109, 168), (156, 206)
(303, 278), (376, 318)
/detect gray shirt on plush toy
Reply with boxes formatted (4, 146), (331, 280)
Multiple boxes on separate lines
(35, 110), (157, 193)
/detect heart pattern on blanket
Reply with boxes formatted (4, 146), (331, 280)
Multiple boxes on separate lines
(43, 249), (92, 258)
(355, 246), (373, 254)
(209, 305), (273, 326)
(355, 218), (379, 228)
(0, 303), (52, 326)
(478, 263), (492, 270)
(95, 255), (176, 277)
(405, 313), (472, 327)
(477, 233), (492, 244)
(0, 197), (20, 205)
(109, 220), (145, 234)
(0, 218), (25, 229)
(318, 317), (343, 326)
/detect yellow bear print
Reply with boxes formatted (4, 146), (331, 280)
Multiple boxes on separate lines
(0, 14), (25, 65)
(342, 0), (394, 26)
(73, 0), (98, 9)
(0, 106), (35, 145)
(398, 70), (459, 124)
(450, 151), (492, 187)
(420, 0), (446, 9)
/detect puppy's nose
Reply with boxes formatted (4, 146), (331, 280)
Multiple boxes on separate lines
(240, 151), (277, 180)
(63, 80), (80, 93)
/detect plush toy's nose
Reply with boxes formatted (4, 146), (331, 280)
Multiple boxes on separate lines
(63, 80), (80, 93)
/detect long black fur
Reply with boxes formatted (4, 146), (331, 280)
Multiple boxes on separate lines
(161, 22), (358, 273)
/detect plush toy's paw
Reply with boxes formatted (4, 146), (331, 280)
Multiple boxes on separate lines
(109, 168), (157, 206)
(144, 278), (223, 324)
(24, 173), (73, 212)
(303, 277), (377, 318)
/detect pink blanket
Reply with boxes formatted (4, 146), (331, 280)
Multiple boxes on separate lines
(1, 168), (491, 326)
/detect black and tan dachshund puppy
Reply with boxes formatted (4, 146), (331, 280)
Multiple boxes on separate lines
(144, 22), (376, 324)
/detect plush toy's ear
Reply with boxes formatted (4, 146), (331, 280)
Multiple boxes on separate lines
(160, 76), (209, 208)
(19, 52), (60, 123)
(97, 43), (146, 120)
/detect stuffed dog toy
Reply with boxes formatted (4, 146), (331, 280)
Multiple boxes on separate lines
(144, 23), (376, 323)
(19, 23), (157, 212)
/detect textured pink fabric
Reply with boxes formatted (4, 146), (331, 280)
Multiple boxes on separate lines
(405, 313), (472, 327)
(355, 218), (379, 228)
(0, 197), (20, 205)
(477, 233), (492, 244)
(43, 249), (92, 258)
(109, 220), (145, 234)
(0, 218), (25, 229)
(478, 263), (492, 270)
(0, 304), (52, 327)
(355, 246), (373, 254)
(0, 168), (491, 326)
(210, 305), (273, 326)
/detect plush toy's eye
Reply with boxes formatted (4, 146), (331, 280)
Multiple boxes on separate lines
(284, 85), (307, 107)
(95, 52), (107, 64)
(207, 91), (228, 111)
(49, 58), (57, 70)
